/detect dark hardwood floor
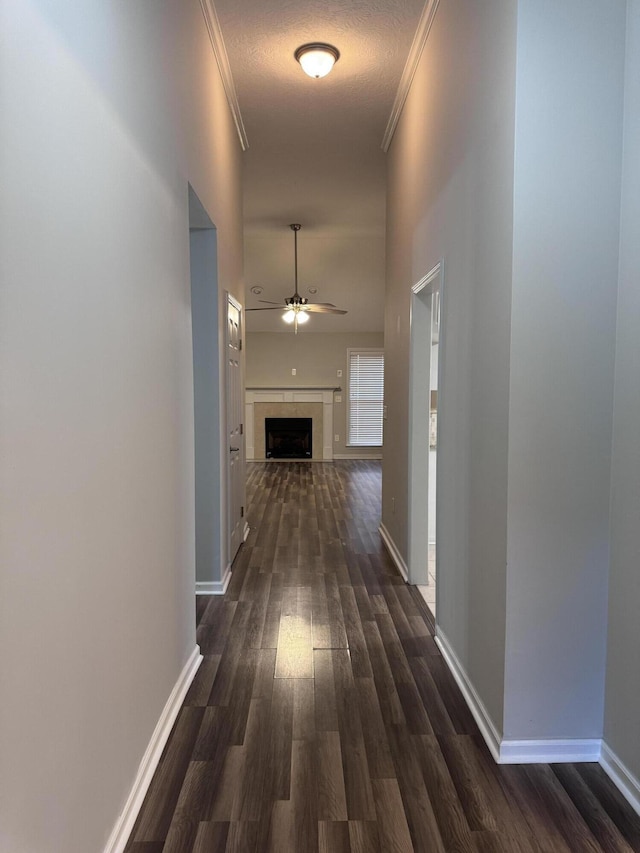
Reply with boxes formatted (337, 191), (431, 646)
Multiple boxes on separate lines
(126, 460), (640, 852)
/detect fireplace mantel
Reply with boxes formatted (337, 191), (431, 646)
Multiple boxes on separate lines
(245, 387), (338, 461)
(246, 386), (341, 392)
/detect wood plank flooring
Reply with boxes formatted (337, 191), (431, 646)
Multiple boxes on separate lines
(126, 460), (640, 852)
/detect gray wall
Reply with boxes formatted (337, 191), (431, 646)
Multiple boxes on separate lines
(190, 223), (223, 586)
(504, 0), (625, 740)
(245, 332), (384, 457)
(385, 0), (518, 732)
(604, 0), (640, 786)
(385, 0), (630, 750)
(0, 2), (243, 851)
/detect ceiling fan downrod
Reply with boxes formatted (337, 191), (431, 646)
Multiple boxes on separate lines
(289, 223), (305, 305)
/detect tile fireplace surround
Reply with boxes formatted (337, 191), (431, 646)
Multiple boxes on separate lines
(245, 387), (338, 461)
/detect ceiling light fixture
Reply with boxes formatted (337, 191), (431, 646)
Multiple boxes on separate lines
(246, 224), (347, 334)
(295, 43), (340, 79)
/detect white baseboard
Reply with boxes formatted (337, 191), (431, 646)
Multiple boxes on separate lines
(103, 646), (203, 853)
(243, 522), (250, 542)
(378, 523), (409, 582)
(248, 458), (326, 463)
(435, 629), (602, 765)
(196, 563), (231, 595)
(432, 629), (640, 814)
(601, 741), (640, 817)
(435, 629), (502, 762)
(437, 626), (640, 809)
(247, 456), (382, 462)
(333, 453), (383, 460)
(499, 738), (602, 764)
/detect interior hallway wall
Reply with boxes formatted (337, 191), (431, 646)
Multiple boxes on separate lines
(503, 0), (625, 742)
(384, 0), (627, 751)
(384, 0), (518, 732)
(0, 2), (243, 851)
(604, 0), (640, 790)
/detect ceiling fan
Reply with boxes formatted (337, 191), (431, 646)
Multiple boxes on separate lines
(246, 223), (347, 333)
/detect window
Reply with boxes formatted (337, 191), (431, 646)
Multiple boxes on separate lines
(347, 349), (385, 446)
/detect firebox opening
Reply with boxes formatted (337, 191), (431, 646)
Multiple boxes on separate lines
(265, 417), (312, 459)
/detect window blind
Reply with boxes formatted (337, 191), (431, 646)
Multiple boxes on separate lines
(347, 349), (384, 446)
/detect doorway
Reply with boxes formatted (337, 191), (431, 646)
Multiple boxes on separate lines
(408, 261), (443, 617)
(189, 186), (228, 594)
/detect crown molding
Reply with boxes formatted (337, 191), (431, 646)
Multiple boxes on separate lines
(382, 0), (440, 153)
(199, 0), (249, 151)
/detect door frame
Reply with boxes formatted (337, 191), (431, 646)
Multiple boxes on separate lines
(225, 291), (247, 569)
(408, 260), (444, 589)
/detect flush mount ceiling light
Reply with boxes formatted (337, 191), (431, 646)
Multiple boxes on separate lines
(294, 43), (340, 79)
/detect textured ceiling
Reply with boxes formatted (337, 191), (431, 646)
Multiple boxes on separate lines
(213, 0), (426, 333)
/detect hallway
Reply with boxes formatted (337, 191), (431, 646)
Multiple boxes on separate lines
(126, 462), (640, 853)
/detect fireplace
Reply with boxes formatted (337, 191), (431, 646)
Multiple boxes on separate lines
(245, 389), (335, 461)
(265, 417), (312, 459)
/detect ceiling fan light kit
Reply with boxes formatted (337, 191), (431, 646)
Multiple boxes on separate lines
(283, 297), (309, 330)
(295, 43), (340, 78)
(247, 223), (347, 334)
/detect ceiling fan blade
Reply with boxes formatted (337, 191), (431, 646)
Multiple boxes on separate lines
(246, 306), (287, 312)
(304, 304), (348, 314)
(257, 299), (284, 305)
(302, 302), (336, 308)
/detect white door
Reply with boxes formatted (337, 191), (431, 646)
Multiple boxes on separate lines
(226, 294), (244, 563)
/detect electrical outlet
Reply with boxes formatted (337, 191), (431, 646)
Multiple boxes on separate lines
(335, 395), (342, 403)
(334, 434), (339, 442)
(292, 368), (296, 375)
(337, 369), (342, 377)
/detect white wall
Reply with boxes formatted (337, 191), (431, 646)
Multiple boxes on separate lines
(0, 2), (242, 851)
(385, 0), (628, 750)
(245, 332), (384, 457)
(604, 0), (640, 786)
(504, 0), (625, 741)
(385, 0), (518, 731)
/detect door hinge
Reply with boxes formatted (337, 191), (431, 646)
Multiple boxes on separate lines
(239, 338), (243, 351)
(241, 506), (244, 518)
(240, 423), (244, 435)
